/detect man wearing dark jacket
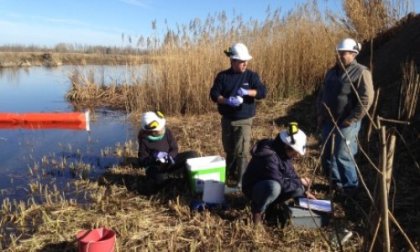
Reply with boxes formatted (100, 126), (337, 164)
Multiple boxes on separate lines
(209, 42), (267, 188)
(316, 38), (374, 193)
(242, 123), (316, 224)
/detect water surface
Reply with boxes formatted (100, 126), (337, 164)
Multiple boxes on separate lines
(0, 65), (142, 202)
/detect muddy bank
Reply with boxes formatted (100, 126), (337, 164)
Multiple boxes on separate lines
(0, 52), (149, 67)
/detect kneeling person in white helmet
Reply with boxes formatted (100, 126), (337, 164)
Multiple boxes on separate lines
(138, 111), (198, 192)
(241, 122), (316, 225)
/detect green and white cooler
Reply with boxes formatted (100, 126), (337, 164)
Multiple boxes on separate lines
(186, 155), (226, 193)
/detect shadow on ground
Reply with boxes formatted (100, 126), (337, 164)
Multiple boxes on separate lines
(273, 92), (319, 136)
(39, 241), (76, 252)
(99, 157), (250, 223)
(100, 157), (189, 199)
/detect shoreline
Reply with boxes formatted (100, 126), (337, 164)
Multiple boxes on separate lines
(0, 51), (149, 68)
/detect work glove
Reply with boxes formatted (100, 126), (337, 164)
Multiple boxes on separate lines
(237, 87), (249, 97)
(154, 151), (169, 163)
(226, 96), (243, 107)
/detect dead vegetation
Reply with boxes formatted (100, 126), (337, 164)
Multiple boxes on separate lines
(1, 0), (419, 251)
(0, 52), (148, 68)
(66, 1), (417, 116)
(0, 102), (364, 251)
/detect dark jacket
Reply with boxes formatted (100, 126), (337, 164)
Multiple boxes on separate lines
(137, 128), (178, 167)
(209, 68), (267, 120)
(317, 60), (374, 124)
(242, 138), (303, 195)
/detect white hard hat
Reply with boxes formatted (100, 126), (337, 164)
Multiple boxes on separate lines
(279, 128), (307, 155)
(141, 111), (166, 131)
(336, 38), (361, 55)
(225, 43), (252, 61)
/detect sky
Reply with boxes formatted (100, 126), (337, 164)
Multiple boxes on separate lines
(0, 0), (418, 47)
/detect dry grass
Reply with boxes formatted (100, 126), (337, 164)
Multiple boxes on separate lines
(0, 181), (334, 251)
(2, 1), (417, 251)
(66, 68), (127, 110)
(66, 2), (347, 115)
(0, 101), (365, 251)
(125, 3), (345, 114)
(342, 0), (414, 40)
(343, 0), (390, 40)
(66, 1), (414, 115)
(2, 99), (419, 251)
(0, 52), (147, 68)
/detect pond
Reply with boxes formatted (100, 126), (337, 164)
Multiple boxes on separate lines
(0, 65), (143, 202)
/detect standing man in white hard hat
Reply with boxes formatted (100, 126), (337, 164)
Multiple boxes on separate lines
(242, 122), (316, 224)
(209, 42), (267, 189)
(316, 38), (374, 195)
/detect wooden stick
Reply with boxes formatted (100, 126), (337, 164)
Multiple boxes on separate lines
(367, 88), (380, 142)
(336, 55), (378, 130)
(388, 210), (418, 252)
(329, 133), (335, 194)
(408, 73), (419, 118)
(386, 134), (396, 192)
(378, 116), (411, 125)
(322, 104), (375, 204)
(357, 138), (382, 174)
(368, 217), (382, 252)
(380, 126), (390, 252)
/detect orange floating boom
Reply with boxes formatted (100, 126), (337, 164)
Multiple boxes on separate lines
(0, 111), (90, 131)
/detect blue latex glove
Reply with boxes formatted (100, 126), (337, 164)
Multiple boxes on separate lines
(237, 87), (249, 97)
(226, 96), (243, 107)
(154, 151), (169, 163)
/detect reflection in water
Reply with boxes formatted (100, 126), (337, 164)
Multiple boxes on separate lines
(0, 67), (29, 85)
(0, 66), (141, 202)
(69, 64), (149, 86)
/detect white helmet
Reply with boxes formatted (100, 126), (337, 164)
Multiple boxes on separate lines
(225, 43), (252, 61)
(336, 38), (361, 55)
(279, 126), (307, 156)
(141, 111), (166, 131)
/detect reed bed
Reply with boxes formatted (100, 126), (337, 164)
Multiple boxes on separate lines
(67, 2), (348, 114)
(2, 0), (418, 250)
(67, 1), (411, 115)
(0, 180), (334, 251)
(1, 98), (418, 250)
(66, 68), (130, 110)
(0, 102), (364, 251)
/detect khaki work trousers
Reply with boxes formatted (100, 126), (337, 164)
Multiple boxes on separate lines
(221, 117), (253, 187)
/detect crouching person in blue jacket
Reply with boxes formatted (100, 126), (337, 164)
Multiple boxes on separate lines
(242, 123), (316, 224)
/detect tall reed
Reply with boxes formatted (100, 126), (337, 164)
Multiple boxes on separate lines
(342, 0), (414, 40)
(124, 2), (345, 115)
(69, 0), (413, 115)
